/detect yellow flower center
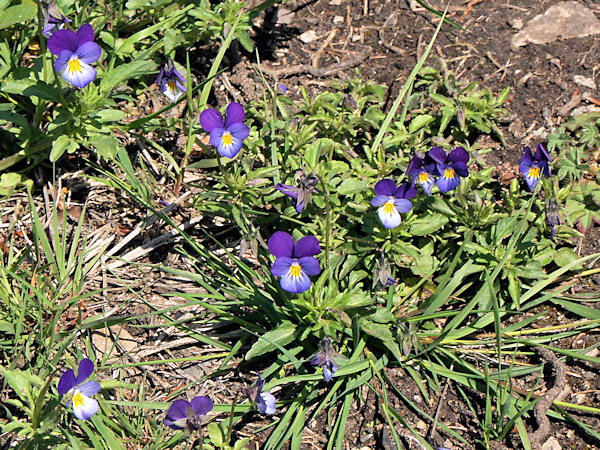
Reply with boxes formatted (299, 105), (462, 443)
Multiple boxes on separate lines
(529, 166), (540, 178)
(418, 172), (430, 183)
(67, 57), (82, 73)
(167, 80), (177, 91)
(222, 132), (233, 146)
(72, 390), (85, 409)
(444, 168), (455, 179)
(384, 201), (395, 214)
(289, 263), (301, 278)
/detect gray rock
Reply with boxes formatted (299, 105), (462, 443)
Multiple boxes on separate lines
(511, 2), (600, 48)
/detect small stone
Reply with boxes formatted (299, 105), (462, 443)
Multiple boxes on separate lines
(508, 18), (523, 30)
(333, 16), (344, 24)
(329, 0), (342, 4)
(573, 75), (597, 90)
(277, 8), (295, 25)
(541, 436), (562, 450)
(299, 30), (318, 43)
(511, 2), (600, 48)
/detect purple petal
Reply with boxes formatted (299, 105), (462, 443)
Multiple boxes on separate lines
(271, 257), (294, 277)
(166, 399), (191, 422)
(406, 155), (423, 175)
(280, 268), (311, 293)
(293, 236), (321, 258)
(519, 158), (532, 176)
(200, 108), (224, 132)
(77, 381), (101, 397)
(76, 24), (95, 45)
(428, 146), (448, 164)
(268, 231), (294, 258)
(47, 29), (78, 55)
(448, 147), (469, 164)
(453, 161), (469, 178)
(298, 256), (321, 276)
(228, 122), (250, 141)
(75, 41), (101, 64)
(395, 183), (417, 200)
(437, 173), (460, 192)
(256, 374), (266, 393)
(74, 359), (94, 386)
(323, 365), (334, 382)
(60, 59), (97, 88)
(190, 396), (213, 417)
(155, 68), (165, 85)
(373, 179), (397, 196)
(371, 194), (390, 207)
(275, 184), (299, 200)
(257, 392), (276, 415)
(173, 69), (186, 86)
(534, 143), (552, 162)
(294, 200), (306, 213)
(224, 102), (245, 127)
(541, 162), (550, 178)
(54, 50), (72, 73)
(416, 171), (435, 196)
(524, 172), (539, 191)
(392, 198), (413, 214)
(209, 128), (244, 158)
(519, 147), (533, 166)
(58, 369), (75, 395)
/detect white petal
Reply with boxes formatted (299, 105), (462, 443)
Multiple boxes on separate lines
(72, 391), (99, 420)
(377, 204), (401, 229)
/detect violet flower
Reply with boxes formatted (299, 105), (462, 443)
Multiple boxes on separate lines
(42, 3), (72, 38)
(47, 24), (101, 89)
(370, 179), (415, 229)
(243, 374), (276, 415)
(268, 231), (321, 294)
(199, 102), (250, 158)
(311, 337), (339, 382)
(545, 197), (560, 239)
(164, 396), (213, 432)
(519, 144), (551, 191)
(373, 254), (396, 289)
(57, 358), (101, 420)
(407, 151), (438, 196)
(156, 62), (186, 103)
(275, 170), (320, 213)
(429, 146), (470, 193)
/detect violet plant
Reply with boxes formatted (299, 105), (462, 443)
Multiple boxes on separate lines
(57, 358), (101, 420)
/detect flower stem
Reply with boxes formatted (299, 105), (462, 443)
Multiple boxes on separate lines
(315, 174), (331, 275)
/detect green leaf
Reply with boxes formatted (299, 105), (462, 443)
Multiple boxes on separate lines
(207, 422), (224, 447)
(360, 319), (403, 362)
(245, 322), (296, 360)
(408, 114), (435, 133)
(100, 59), (158, 93)
(89, 133), (120, 160)
(429, 93), (455, 108)
(409, 213), (448, 235)
(1, 79), (61, 102)
(337, 178), (368, 196)
(555, 247), (583, 270)
(50, 135), (71, 163)
(0, 1), (36, 30)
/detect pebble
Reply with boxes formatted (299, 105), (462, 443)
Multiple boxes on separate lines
(299, 30), (318, 43)
(573, 75), (597, 90)
(333, 16), (344, 24)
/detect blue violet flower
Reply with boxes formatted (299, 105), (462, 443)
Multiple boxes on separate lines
(199, 102), (250, 158)
(47, 24), (101, 89)
(57, 358), (101, 420)
(269, 231), (321, 294)
(42, 4), (71, 37)
(429, 146), (470, 193)
(243, 374), (276, 415)
(407, 151), (438, 196)
(275, 170), (320, 213)
(156, 62), (186, 103)
(519, 144), (551, 191)
(371, 179), (415, 229)
(311, 337), (339, 382)
(164, 396), (213, 432)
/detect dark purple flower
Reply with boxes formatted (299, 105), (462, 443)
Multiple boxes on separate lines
(311, 337), (339, 382)
(156, 61), (186, 103)
(42, 3), (72, 38)
(278, 84), (287, 94)
(164, 396), (213, 431)
(243, 374), (276, 414)
(199, 102), (250, 158)
(47, 24), (101, 89)
(407, 151), (438, 196)
(370, 179), (414, 229)
(268, 231), (321, 293)
(429, 146), (470, 193)
(275, 170), (320, 213)
(57, 358), (101, 420)
(519, 144), (551, 191)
